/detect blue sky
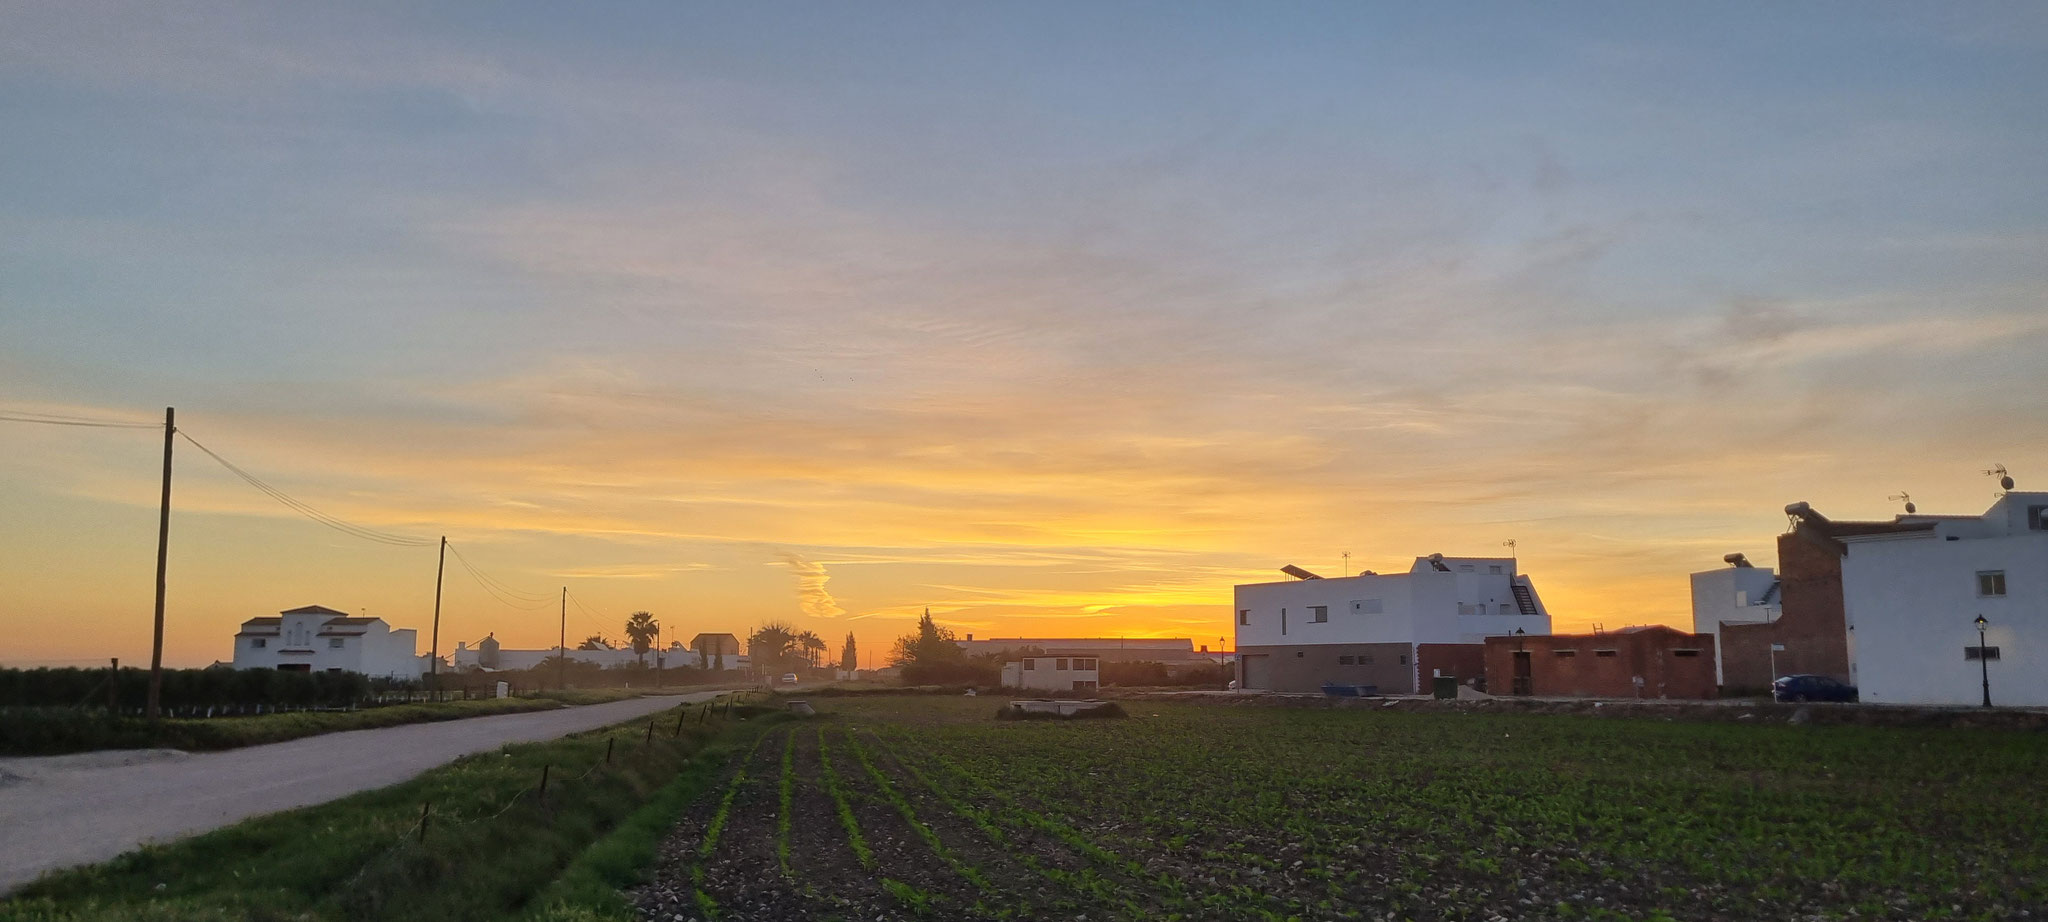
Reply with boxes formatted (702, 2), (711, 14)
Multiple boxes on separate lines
(2, 2), (2045, 666)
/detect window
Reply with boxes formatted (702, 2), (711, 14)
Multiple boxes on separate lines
(251, 638), (267, 648)
(1237, 609), (1249, 626)
(1554, 650), (1577, 658)
(1022, 659), (1035, 671)
(328, 638), (344, 649)
(1354, 599), (1383, 614)
(1673, 649), (1701, 658)
(1338, 655), (1355, 665)
(326, 667), (343, 674)
(1458, 564), (1475, 573)
(1489, 565), (1503, 575)
(1076, 658), (1096, 671)
(1360, 654), (1375, 665)
(1457, 603), (1476, 616)
(1499, 603), (1513, 615)
(1398, 654), (1408, 665)
(1595, 650), (1618, 658)
(1977, 571), (2006, 597)
(2029, 505), (2048, 531)
(1056, 658), (1069, 671)
(1309, 605), (1328, 623)
(1965, 646), (2001, 661)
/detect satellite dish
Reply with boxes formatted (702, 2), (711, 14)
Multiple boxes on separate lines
(1986, 464), (2014, 492)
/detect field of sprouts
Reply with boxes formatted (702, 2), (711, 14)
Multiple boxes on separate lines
(634, 695), (2047, 922)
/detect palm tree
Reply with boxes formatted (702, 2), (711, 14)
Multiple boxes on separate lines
(797, 630), (826, 672)
(623, 612), (659, 667)
(748, 623), (796, 676)
(577, 634), (612, 651)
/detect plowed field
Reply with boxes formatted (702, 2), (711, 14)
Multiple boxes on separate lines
(635, 696), (2048, 921)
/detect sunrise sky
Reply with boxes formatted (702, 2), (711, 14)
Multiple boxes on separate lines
(3, 3), (2045, 669)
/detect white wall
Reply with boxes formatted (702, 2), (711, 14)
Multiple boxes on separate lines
(1689, 565), (1780, 684)
(1234, 556), (1550, 650)
(231, 613), (424, 679)
(1009, 656), (1100, 692)
(1841, 493), (2048, 706)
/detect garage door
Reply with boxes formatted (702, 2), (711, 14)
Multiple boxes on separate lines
(1241, 654), (1272, 690)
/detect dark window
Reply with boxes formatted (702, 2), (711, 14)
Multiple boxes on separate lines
(1595, 650), (1618, 658)
(1238, 609), (1249, 626)
(1056, 658), (1069, 671)
(1978, 571), (2006, 596)
(326, 667), (343, 674)
(1965, 646), (2001, 661)
(251, 638), (266, 648)
(1489, 565), (1503, 574)
(328, 638), (344, 649)
(1310, 606), (1328, 623)
(2029, 505), (2048, 531)
(1672, 649), (1701, 658)
(1360, 655), (1374, 665)
(1078, 658), (1096, 670)
(1338, 655), (1354, 665)
(1398, 654), (1408, 665)
(1553, 650), (1576, 658)
(1023, 659), (1035, 671)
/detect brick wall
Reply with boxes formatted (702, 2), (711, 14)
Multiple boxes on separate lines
(1484, 628), (1718, 699)
(1719, 527), (1851, 692)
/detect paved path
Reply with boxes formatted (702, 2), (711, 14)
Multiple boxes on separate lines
(0, 691), (725, 892)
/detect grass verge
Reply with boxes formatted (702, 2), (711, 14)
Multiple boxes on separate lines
(1, 696), (777, 922)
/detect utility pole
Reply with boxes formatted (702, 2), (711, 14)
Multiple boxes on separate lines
(146, 407), (174, 722)
(558, 587), (567, 692)
(429, 537), (446, 699)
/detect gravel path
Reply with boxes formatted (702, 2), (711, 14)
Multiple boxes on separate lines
(0, 691), (724, 893)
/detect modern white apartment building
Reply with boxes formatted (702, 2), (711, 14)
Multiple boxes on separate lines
(1839, 491), (2048, 706)
(1689, 554), (1781, 685)
(1233, 555), (1552, 694)
(231, 605), (426, 679)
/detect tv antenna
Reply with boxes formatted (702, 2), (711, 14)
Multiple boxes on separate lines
(1341, 551), (1351, 578)
(1888, 491), (1916, 514)
(1984, 464), (2014, 493)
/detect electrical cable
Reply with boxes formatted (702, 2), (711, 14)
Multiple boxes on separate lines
(0, 411), (159, 429)
(177, 430), (436, 547)
(445, 543), (554, 610)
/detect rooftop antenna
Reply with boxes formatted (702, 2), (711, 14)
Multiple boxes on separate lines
(1984, 464), (2014, 494)
(1503, 538), (1517, 567)
(1341, 551), (1351, 578)
(1888, 491), (1916, 515)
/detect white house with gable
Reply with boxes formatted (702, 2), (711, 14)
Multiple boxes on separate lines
(1234, 554), (1552, 694)
(232, 605), (426, 679)
(1838, 491), (2048, 706)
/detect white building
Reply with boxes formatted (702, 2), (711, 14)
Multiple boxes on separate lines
(232, 605), (426, 679)
(1688, 554), (1781, 685)
(1839, 491), (2048, 706)
(1000, 655), (1101, 693)
(1234, 555), (1552, 694)
(451, 634), (693, 671)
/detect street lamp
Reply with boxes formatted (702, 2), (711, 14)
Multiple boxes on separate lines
(1975, 615), (1992, 708)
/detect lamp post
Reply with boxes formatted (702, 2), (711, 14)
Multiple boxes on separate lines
(1975, 615), (1992, 708)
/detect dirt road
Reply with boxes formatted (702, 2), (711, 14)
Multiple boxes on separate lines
(0, 691), (723, 893)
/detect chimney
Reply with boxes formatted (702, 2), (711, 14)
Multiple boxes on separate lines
(966, 633), (974, 641)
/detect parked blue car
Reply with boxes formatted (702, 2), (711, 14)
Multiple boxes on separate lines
(1773, 674), (1858, 703)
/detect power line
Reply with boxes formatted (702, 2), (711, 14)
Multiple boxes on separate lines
(445, 542), (554, 611)
(177, 430), (436, 548)
(0, 410), (158, 429)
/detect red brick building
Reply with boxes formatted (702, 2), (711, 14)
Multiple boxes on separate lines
(1714, 506), (1926, 693)
(1484, 625), (1717, 699)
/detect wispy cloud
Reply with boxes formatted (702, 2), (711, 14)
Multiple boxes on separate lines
(777, 552), (845, 620)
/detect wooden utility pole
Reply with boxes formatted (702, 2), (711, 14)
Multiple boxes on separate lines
(557, 587), (567, 691)
(146, 407), (174, 722)
(108, 658), (119, 713)
(428, 536), (446, 699)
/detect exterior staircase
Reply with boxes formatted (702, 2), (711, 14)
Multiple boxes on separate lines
(1511, 582), (1540, 616)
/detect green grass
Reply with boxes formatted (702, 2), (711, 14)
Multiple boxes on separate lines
(0, 688), (702, 756)
(1, 696), (777, 922)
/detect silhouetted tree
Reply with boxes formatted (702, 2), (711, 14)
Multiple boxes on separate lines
(624, 612), (659, 666)
(840, 632), (858, 674)
(577, 634), (612, 651)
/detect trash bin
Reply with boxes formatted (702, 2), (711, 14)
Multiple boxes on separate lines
(1432, 676), (1458, 699)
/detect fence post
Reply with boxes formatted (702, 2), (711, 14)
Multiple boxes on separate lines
(418, 801), (431, 844)
(108, 658), (119, 713)
(674, 710), (686, 737)
(538, 764), (550, 803)
(605, 737), (614, 765)
(645, 720), (654, 745)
